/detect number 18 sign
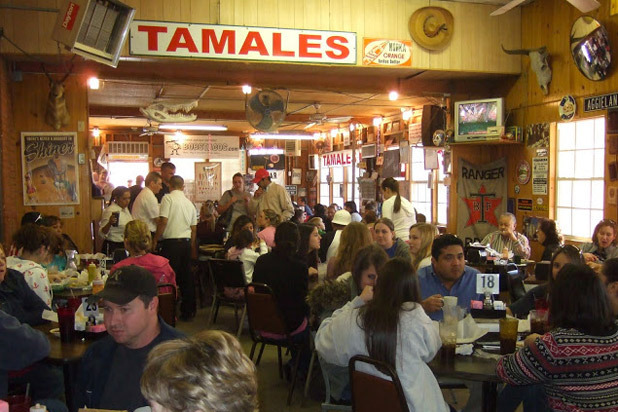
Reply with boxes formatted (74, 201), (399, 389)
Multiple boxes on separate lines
(476, 273), (500, 295)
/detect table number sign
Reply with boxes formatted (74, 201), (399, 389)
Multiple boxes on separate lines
(476, 273), (499, 295)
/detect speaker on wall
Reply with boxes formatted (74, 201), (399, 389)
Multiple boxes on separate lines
(421, 105), (446, 147)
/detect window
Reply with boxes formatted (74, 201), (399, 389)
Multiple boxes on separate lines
(556, 118), (605, 238)
(108, 161), (149, 188)
(410, 147), (449, 224)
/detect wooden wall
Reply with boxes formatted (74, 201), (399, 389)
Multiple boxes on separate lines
(0, 66), (98, 252)
(0, 0), (521, 74)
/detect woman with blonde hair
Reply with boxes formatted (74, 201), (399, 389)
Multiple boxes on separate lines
(256, 208), (280, 249)
(408, 223), (439, 271)
(141, 330), (258, 412)
(111, 220), (176, 289)
(326, 222), (373, 280)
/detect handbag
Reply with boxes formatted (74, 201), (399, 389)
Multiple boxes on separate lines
(216, 190), (234, 230)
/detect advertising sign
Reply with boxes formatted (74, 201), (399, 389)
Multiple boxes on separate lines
(362, 38), (412, 66)
(164, 135), (239, 159)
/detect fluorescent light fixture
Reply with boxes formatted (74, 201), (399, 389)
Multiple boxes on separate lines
(248, 148), (285, 155)
(88, 77), (100, 90)
(242, 84), (252, 94)
(250, 133), (314, 141)
(159, 124), (228, 131)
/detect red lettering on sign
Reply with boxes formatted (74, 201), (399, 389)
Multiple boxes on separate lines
(166, 28), (198, 52)
(202, 29), (235, 54)
(272, 33), (294, 57)
(238, 32), (269, 55)
(325, 36), (349, 59)
(299, 34), (322, 58)
(138, 25), (168, 51)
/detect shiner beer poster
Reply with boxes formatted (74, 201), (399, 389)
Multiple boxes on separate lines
(21, 132), (80, 206)
(457, 157), (507, 246)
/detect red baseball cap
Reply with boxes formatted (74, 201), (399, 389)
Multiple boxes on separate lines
(252, 168), (270, 183)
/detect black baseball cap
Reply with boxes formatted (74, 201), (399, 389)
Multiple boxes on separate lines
(88, 265), (157, 305)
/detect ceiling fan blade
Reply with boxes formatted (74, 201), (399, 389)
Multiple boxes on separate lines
(249, 95), (267, 114)
(565, 0), (600, 12)
(304, 122), (317, 129)
(325, 116), (353, 124)
(490, 0), (528, 16)
(256, 115), (274, 131)
(270, 99), (286, 113)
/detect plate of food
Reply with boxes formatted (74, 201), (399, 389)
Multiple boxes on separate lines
(67, 279), (91, 291)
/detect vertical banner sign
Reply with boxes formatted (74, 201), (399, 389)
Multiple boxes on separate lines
(21, 132), (80, 206)
(457, 158), (507, 245)
(194, 162), (221, 202)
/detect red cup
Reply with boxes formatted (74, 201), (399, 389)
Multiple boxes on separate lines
(57, 306), (76, 343)
(534, 297), (549, 311)
(5, 394), (31, 412)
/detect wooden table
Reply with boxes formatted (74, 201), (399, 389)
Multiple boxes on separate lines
(35, 323), (99, 412)
(429, 352), (501, 412)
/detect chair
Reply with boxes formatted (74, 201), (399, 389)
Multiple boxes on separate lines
(244, 282), (309, 405)
(157, 283), (177, 327)
(208, 258), (247, 337)
(348, 355), (409, 412)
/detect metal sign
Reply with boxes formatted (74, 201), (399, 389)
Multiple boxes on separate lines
(583, 92), (618, 112)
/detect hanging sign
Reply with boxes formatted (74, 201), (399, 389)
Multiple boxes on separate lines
(321, 150), (361, 167)
(130, 21), (357, 65)
(362, 38), (412, 66)
(194, 162), (221, 202)
(532, 157), (548, 195)
(584, 92), (618, 112)
(164, 135), (239, 159)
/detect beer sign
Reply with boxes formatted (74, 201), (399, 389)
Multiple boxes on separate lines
(362, 38), (412, 66)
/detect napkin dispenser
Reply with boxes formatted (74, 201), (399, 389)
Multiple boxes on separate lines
(466, 246), (487, 264)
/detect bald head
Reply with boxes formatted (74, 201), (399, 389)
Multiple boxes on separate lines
(169, 175), (185, 190)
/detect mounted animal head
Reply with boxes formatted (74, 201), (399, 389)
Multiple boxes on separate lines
(502, 45), (552, 95)
(44, 68), (72, 130)
(139, 100), (198, 123)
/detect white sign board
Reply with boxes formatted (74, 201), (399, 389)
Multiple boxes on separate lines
(164, 135), (240, 159)
(476, 273), (500, 295)
(321, 149), (361, 168)
(532, 156), (548, 195)
(130, 21), (357, 64)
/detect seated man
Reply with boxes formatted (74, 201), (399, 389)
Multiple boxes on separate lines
(481, 212), (531, 259)
(418, 234), (483, 321)
(75, 265), (184, 411)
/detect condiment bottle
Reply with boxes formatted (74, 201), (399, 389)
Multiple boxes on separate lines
(92, 278), (104, 295)
(87, 263), (97, 283)
(502, 247), (509, 260)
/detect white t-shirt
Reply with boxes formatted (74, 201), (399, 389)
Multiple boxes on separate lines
(99, 203), (133, 242)
(160, 190), (198, 239)
(382, 195), (416, 241)
(326, 230), (343, 262)
(132, 187), (159, 232)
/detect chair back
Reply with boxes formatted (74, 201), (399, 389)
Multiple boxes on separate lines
(348, 355), (409, 412)
(534, 261), (551, 281)
(208, 258), (246, 294)
(157, 283), (177, 327)
(244, 283), (288, 338)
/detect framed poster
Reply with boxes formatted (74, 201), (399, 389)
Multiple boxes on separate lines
(21, 132), (80, 205)
(194, 162), (222, 202)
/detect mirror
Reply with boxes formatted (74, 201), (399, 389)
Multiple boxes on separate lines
(570, 16), (611, 81)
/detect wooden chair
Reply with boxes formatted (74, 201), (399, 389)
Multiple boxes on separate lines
(157, 283), (177, 327)
(348, 355), (409, 412)
(208, 258), (247, 337)
(244, 282), (308, 405)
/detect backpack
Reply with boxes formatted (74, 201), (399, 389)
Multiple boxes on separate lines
(215, 190), (234, 231)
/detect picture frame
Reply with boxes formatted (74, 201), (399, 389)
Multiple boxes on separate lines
(194, 162), (222, 201)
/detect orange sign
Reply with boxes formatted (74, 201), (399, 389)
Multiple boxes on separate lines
(362, 38), (412, 67)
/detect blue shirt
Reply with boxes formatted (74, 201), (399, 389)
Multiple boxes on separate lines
(417, 264), (483, 321)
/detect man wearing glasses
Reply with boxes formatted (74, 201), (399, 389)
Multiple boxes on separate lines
(481, 212), (531, 259)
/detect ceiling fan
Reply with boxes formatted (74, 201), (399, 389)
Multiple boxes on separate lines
(490, 0), (599, 16)
(139, 122), (176, 137)
(303, 103), (353, 129)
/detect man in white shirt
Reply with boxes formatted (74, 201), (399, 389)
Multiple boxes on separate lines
(132, 172), (163, 237)
(153, 175), (198, 320)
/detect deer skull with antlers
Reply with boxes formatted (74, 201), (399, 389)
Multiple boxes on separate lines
(502, 45), (552, 95)
(44, 70), (71, 130)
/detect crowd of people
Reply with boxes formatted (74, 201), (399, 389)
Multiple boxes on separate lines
(4, 165), (618, 412)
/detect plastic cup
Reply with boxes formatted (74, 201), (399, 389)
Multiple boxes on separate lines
(5, 394), (31, 412)
(111, 212), (120, 227)
(57, 306), (76, 343)
(499, 317), (519, 354)
(530, 309), (548, 334)
(439, 320), (458, 362)
(443, 296), (458, 308)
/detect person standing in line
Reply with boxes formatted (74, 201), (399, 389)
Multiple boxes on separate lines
(380, 177), (416, 241)
(153, 175), (198, 321)
(97, 169), (115, 204)
(217, 172), (251, 232)
(249, 168), (294, 222)
(128, 174), (145, 212)
(155, 162), (176, 203)
(99, 186), (133, 256)
(132, 172), (163, 238)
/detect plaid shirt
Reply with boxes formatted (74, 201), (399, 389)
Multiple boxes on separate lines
(481, 231), (531, 259)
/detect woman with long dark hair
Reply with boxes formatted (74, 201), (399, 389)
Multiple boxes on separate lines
(99, 186), (133, 255)
(380, 177), (416, 241)
(296, 223), (321, 279)
(536, 218), (562, 261)
(498, 264), (618, 411)
(316, 258), (448, 411)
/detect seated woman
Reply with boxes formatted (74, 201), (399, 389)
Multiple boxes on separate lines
(0, 244), (49, 326)
(507, 245), (583, 317)
(7, 224), (61, 307)
(326, 222), (373, 280)
(196, 201), (225, 245)
(408, 223), (439, 271)
(497, 263), (618, 411)
(536, 218), (562, 261)
(582, 219), (618, 263)
(224, 215), (265, 253)
(111, 220), (176, 291)
(141, 330), (258, 412)
(373, 218), (412, 261)
(315, 258), (449, 412)
(40, 215), (79, 271)
(225, 229), (266, 298)
(296, 224), (322, 280)
(256, 208), (280, 249)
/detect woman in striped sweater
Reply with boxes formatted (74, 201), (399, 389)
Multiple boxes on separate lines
(497, 263), (618, 411)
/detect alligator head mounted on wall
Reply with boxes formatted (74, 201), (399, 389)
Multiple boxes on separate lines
(502, 45), (552, 95)
(139, 100), (199, 123)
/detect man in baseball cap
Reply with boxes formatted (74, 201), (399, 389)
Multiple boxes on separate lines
(249, 168), (294, 222)
(76, 265), (184, 411)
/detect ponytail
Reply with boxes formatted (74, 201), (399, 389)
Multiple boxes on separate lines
(394, 193), (401, 213)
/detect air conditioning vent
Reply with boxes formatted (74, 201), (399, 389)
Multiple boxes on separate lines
(361, 144), (377, 158)
(284, 140), (302, 157)
(107, 142), (149, 160)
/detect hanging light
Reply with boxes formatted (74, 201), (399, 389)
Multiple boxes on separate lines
(88, 77), (100, 90)
(91, 127), (100, 137)
(349, 123), (355, 132)
(242, 84), (252, 94)
(373, 117), (383, 127)
(402, 109), (413, 121)
(388, 90), (399, 101)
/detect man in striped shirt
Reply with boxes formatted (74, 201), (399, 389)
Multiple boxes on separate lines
(481, 212), (531, 259)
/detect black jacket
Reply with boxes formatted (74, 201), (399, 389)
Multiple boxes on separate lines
(0, 269), (49, 326)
